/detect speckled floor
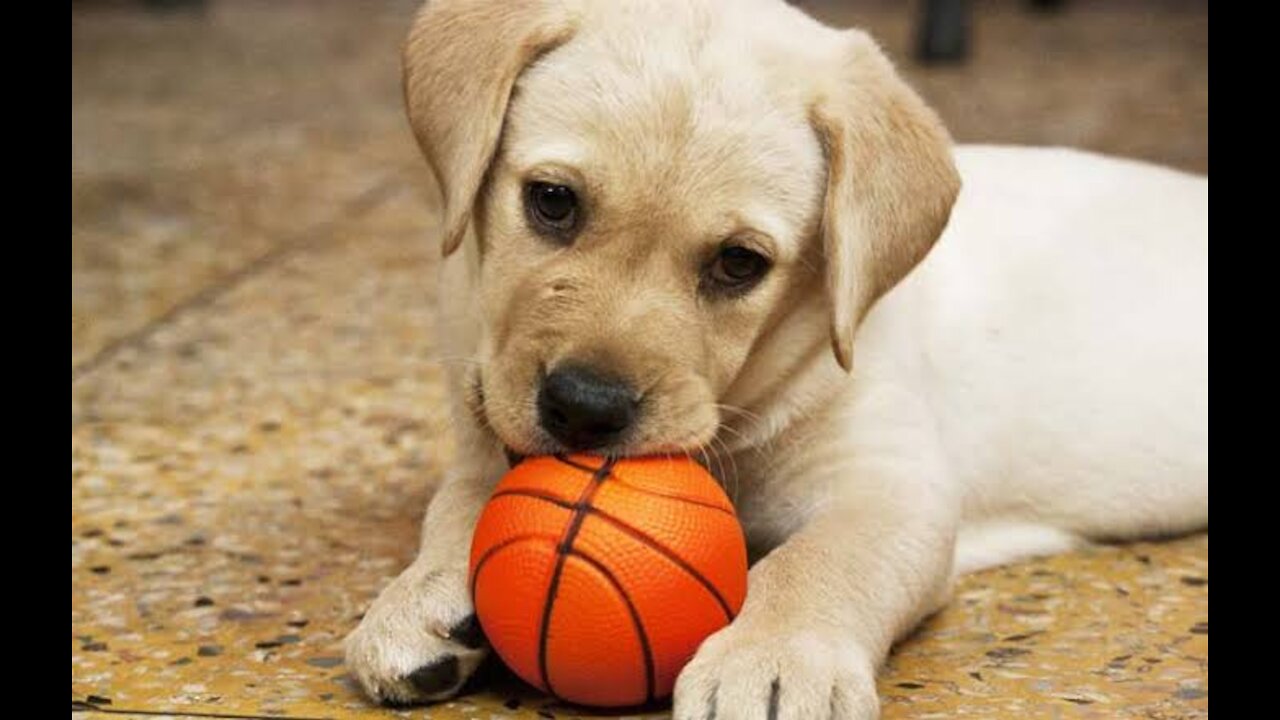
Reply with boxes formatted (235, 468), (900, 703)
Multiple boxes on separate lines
(71, 1), (1207, 718)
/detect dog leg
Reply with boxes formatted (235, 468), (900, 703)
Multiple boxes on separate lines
(674, 426), (958, 719)
(344, 447), (505, 706)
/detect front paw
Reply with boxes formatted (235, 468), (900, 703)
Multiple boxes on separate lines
(344, 566), (488, 706)
(673, 624), (879, 720)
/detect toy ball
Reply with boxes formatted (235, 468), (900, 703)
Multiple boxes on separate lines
(469, 454), (748, 707)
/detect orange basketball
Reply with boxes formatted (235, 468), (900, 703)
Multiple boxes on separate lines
(468, 454), (748, 707)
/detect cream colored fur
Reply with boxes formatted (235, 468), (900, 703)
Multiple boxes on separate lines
(344, 1), (1208, 716)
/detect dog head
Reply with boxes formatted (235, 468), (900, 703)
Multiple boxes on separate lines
(404, 0), (959, 456)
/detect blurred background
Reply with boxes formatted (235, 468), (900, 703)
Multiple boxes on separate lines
(72, 4), (1208, 718)
(72, 0), (1207, 375)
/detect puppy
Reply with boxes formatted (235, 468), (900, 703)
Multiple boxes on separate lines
(344, 0), (1208, 717)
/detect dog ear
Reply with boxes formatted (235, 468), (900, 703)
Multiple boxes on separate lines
(403, 0), (579, 257)
(810, 31), (961, 371)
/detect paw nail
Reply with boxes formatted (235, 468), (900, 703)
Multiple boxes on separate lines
(406, 654), (460, 696)
(446, 614), (486, 649)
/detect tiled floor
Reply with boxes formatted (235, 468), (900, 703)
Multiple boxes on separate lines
(71, 1), (1207, 718)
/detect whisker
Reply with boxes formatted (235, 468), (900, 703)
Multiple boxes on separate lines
(713, 402), (777, 456)
(639, 366), (679, 398)
(697, 435), (731, 499)
(422, 355), (486, 368)
(708, 433), (740, 505)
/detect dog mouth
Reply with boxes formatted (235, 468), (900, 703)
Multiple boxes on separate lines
(501, 446), (721, 481)
(473, 368), (719, 466)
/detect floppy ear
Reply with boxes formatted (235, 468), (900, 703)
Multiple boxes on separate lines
(810, 31), (961, 371)
(403, 0), (579, 257)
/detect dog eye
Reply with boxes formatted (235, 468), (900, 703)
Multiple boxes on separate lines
(704, 245), (771, 295)
(525, 182), (579, 237)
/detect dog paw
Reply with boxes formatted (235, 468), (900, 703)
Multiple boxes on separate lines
(673, 625), (880, 720)
(344, 566), (488, 706)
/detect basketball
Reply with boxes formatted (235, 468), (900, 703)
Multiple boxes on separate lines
(468, 454), (748, 707)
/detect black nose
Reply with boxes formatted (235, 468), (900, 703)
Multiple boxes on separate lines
(538, 365), (638, 450)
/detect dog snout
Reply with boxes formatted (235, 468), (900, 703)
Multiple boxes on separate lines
(537, 364), (638, 450)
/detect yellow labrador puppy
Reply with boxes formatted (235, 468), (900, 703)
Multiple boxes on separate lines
(345, 0), (1208, 716)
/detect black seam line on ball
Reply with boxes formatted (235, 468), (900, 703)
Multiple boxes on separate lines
(557, 454), (736, 516)
(487, 489), (735, 622)
(537, 456), (618, 698)
(606, 475), (737, 516)
(468, 534), (558, 602)
(767, 677), (781, 720)
(568, 549), (656, 704)
(490, 488), (577, 511)
(553, 453), (605, 474)
(494, 477), (734, 517)
(492, 486), (730, 517)
(589, 506), (735, 622)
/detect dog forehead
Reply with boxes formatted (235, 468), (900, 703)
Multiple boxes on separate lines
(502, 4), (828, 236)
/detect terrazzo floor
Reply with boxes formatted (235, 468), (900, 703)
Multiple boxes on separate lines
(72, 1), (1207, 718)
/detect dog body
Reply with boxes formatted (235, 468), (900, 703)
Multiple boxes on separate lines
(722, 144), (1208, 569)
(345, 1), (1207, 716)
